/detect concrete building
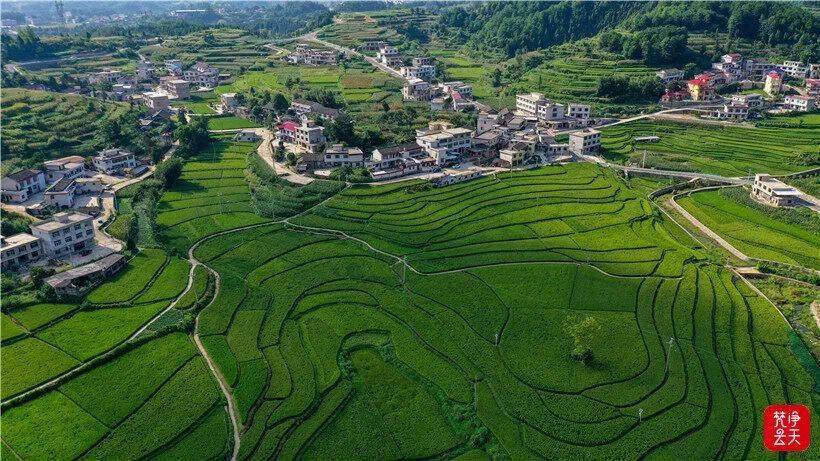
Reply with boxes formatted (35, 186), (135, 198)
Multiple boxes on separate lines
(743, 58), (776, 80)
(43, 176), (78, 208)
(88, 69), (124, 85)
(433, 170), (483, 187)
(412, 57), (434, 67)
(277, 121), (298, 142)
(44, 253), (126, 296)
(416, 127), (473, 163)
(234, 130), (261, 142)
(160, 77), (190, 99)
(751, 174), (801, 207)
(183, 61), (219, 88)
(806, 79), (820, 100)
(164, 59), (183, 75)
(291, 100), (340, 120)
(2, 169), (46, 203)
(712, 102), (749, 120)
(687, 75), (716, 101)
(287, 45), (338, 66)
(783, 95), (816, 112)
(377, 44), (402, 67)
(294, 119), (326, 155)
(499, 144), (527, 167)
(0, 233), (43, 271)
(31, 212), (95, 258)
(221, 92), (238, 111)
(442, 81), (472, 99)
(93, 148), (136, 175)
(763, 71), (783, 96)
(400, 65), (435, 81)
(568, 129), (601, 155)
(136, 60), (155, 81)
(516, 92), (548, 117)
(656, 68), (684, 83)
(43, 156), (86, 184)
(779, 61), (819, 79)
(566, 103), (591, 121)
(731, 93), (763, 108)
(371, 142), (425, 165)
(143, 92), (170, 111)
(360, 41), (387, 52)
(402, 78), (432, 101)
(322, 144), (365, 168)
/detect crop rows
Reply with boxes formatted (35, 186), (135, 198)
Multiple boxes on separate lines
(185, 163), (817, 459)
(601, 115), (820, 176)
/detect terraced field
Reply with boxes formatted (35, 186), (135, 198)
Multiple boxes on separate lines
(1, 88), (130, 170)
(140, 29), (271, 75)
(677, 188), (820, 270)
(188, 163), (818, 459)
(601, 115), (820, 176)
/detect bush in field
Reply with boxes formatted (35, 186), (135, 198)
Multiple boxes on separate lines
(329, 166), (371, 183)
(566, 316), (602, 364)
(155, 158), (184, 188)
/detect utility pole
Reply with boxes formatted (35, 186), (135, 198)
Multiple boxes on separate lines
(638, 408), (644, 423)
(665, 337), (675, 373)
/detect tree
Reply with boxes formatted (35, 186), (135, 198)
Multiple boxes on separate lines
(272, 92), (289, 113)
(325, 113), (357, 145)
(566, 316), (602, 364)
(154, 157), (184, 188)
(174, 117), (211, 157)
(286, 152), (298, 166)
(490, 68), (502, 87)
(29, 266), (54, 287)
(274, 144), (286, 162)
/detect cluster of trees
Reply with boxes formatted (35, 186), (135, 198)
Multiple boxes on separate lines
(599, 26), (688, 65)
(2, 28), (51, 61)
(296, 87), (345, 109)
(597, 75), (665, 102)
(174, 116), (211, 158)
(328, 166), (371, 183)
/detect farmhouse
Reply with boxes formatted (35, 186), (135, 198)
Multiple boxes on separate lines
(164, 59), (183, 75)
(234, 130), (261, 142)
(566, 103), (591, 122)
(294, 119), (326, 155)
(277, 121), (298, 142)
(160, 77), (190, 99)
(376, 44), (402, 67)
(763, 71), (783, 96)
(400, 65), (435, 81)
(402, 78), (432, 101)
(136, 60), (155, 81)
(31, 212), (96, 258)
(687, 75), (716, 101)
(143, 91), (170, 111)
(806, 79), (820, 100)
(0, 233), (43, 271)
(359, 40), (387, 52)
(44, 253), (126, 297)
(323, 144), (365, 168)
(183, 61), (220, 88)
(712, 102), (749, 120)
(751, 174), (802, 208)
(433, 169), (483, 187)
(731, 93), (763, 108)
(783, 95), (815, 112)
(416, 127), (473, 163)
(43, 176), (78, 208)
(499, 144), (527, 167)
(371, 142), (425, 165)
(221, 92), (238, 111)
(88, 69), (124, 85)
(568, 129), (601, 155)
(43, 156), (86, 183)
(93, 148), (137, 175)
(1, 169), (46, 203)
(656, 68), (684, 83)
(287, 44), (338, 66)
(291, 100), (340, 120)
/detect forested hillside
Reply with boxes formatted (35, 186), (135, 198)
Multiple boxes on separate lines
(436, 1), (819, 62)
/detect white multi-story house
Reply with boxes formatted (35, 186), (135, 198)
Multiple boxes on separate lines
(1, 169), (46, 203)
(655, 68), (684, 83)
(412, 57), (434, 67)
(806, 79), (820, 100)
(1, 233), (43, 270)
(516, 92), (548, 116)
(322, 145), (365, 168)
(537, 101), (565, 121)
(93, 148), (137, 175)
(31, 212), (95, 258)
(43, 156), (86, 184)
(88, 69), (124, 85)
(416, 127), (473, 163)
(136, 60), (155, 82)
(295, 120), (326, 155)
(780, 61), (811, 79)
(377, 45), (402, 67)
(783, 95), (816, 112)
(287, 45), (338, 66)
(183, 61), (220, 88)
(43, 176), (77, 208)
(731, 93), (763, 108)
(221, 92), (238, 111)
(143, 92), (170, 111)
(751, 174), (801, 207)
(442, 81), (472, 99)
(712, 102), (749, 120)
(568, 129), (601, 155)
(400, 65), (435, 81)
(566, 103), (591, 121)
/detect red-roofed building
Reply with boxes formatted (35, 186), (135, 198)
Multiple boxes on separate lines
(278, 121), (298, 142)
(687, 74), (716, 101)
(806, 79), (820, 100)
(764, 71), (783, 96)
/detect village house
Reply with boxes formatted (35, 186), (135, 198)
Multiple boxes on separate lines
(370, 142), (425, 167)
(568, 129), (601, 155)
(566, 103), (591, 122)
(0, 233), (43, 271)
(164, 59), (183, 75)
(183, 61), (220, 88)
(806, 79), (820, 100)
(30, 211), (96, 258)
(136, 60), (155, 82)
(287, 44), (338, 66)
(433, 170), (483, 187)
(160, 77), (190, 99)
(294, 119), (326, 155)
(712, 101), (749, 121)
(44, 253), (126, 296)
(400, 65), (436, 81)
(731, 93), (763, 108)
(221, 92), (238, 111)
(779, 61), (819, 79)
(783, 95), (816, 112)
(1, 169), (46, 203)
(360, 40), (387, 52)
(499, 143), (528, 167)
(402, 78), (432, 101)
(291, 100), (341, 121)
(235, 130), (261, 142)
(322, 144), (365, 168)
(751, 174), (802, 208)
(88, 69), (124, 85)
(143, 91), (170, 111)
(442, 81), (473, 99)
(43, 176), (78, 208)
(416, 127), (473, 164)
(656, 68), (684, 83)
(376, 44), (402, 67)
(368, 142), (434, 181)
(43, 156), (86, 184)
(687, 74), (716, 101)
(742, 58), (776, 80)
(763, 71), (783, 96)
(277, 120), (298, 142)
(93, 148), (137, 175)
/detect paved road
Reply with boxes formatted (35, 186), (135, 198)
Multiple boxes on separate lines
(666, 195), (750, 261)
(4, 51), (113, 73)
(301, 31), (410, 82)
(576, 152), (750, 185)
